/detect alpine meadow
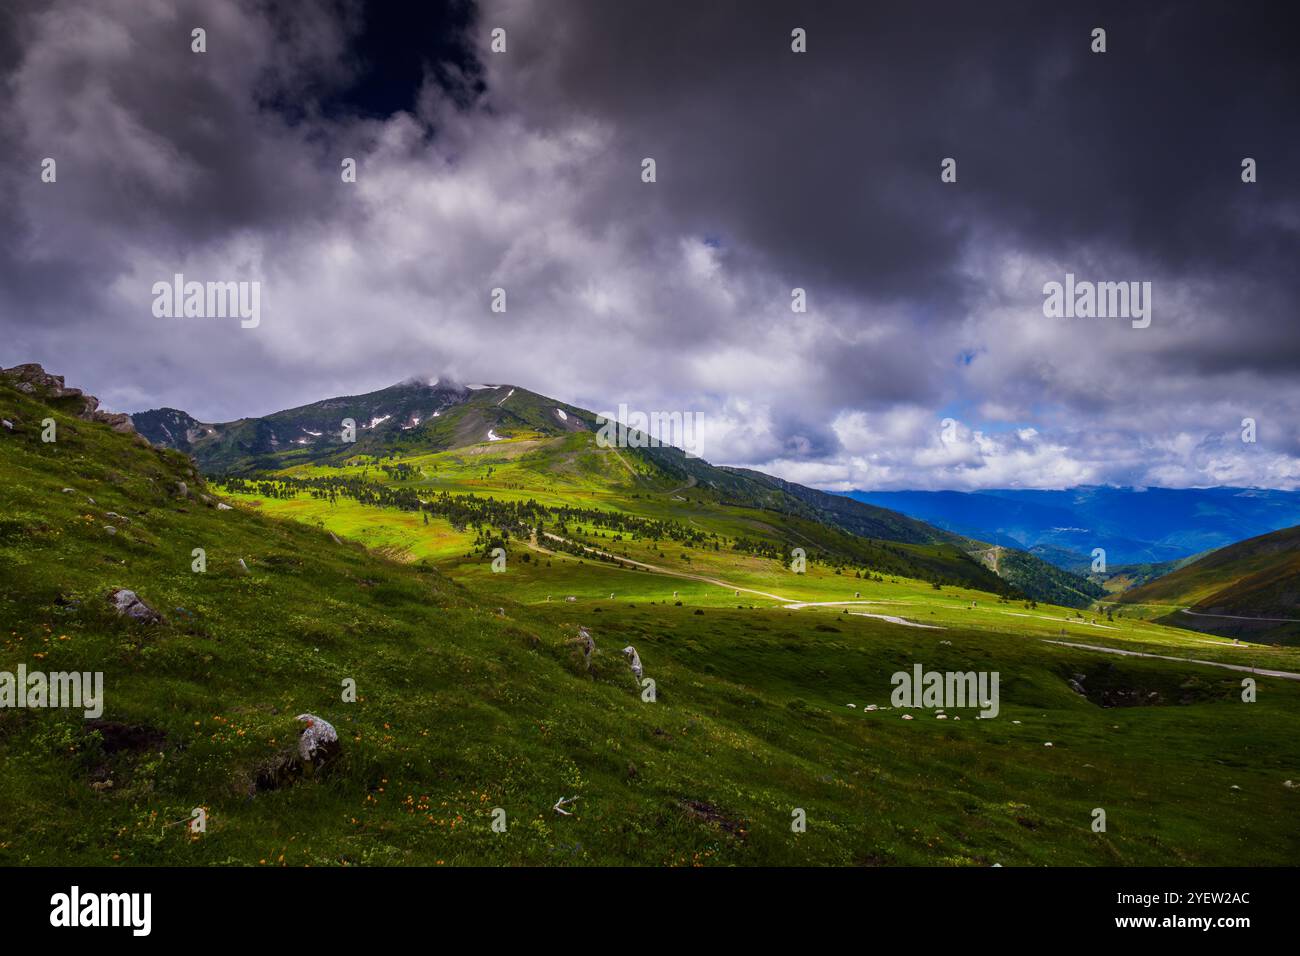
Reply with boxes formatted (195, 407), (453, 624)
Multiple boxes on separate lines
(1, 0), (1298, 937)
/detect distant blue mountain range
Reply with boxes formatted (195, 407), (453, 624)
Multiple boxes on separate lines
(839, 487), (1300, 570)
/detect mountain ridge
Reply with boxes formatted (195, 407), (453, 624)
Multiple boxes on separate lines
(129, 373), (1101, 607)
(844, 486), (1300, 570)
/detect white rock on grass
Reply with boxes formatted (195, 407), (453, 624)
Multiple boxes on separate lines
(295, 714), (340, 766)
(623, 645), (643, 680)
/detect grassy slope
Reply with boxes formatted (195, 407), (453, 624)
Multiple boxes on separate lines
(4, 380), (1299, 866)
(1116, 526), (1300, 642)
(158, 382), (1097, 606)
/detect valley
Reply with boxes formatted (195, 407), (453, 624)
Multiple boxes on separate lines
(3, 367), (1298, 867)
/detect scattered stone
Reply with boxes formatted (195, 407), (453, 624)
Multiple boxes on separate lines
(622, 645), (643, 680)
(846, 703), (856, 708)
(108, 588), (162, 623)
(564, 595), (576, 603)
(0, 419), (12, 430)
(865, 704), (878, 711)
(176, 481), (188, 498)
(1044, 742), (1054, 748)
(238, 558), (249, 574)
(1068, 679), (1087, 696)
(568, 626), (595, 669)
(104, 526), (117, 535)
(901, 714), (914, 720)
(61, 488), (73, 493)
(216, 502), (232, 511)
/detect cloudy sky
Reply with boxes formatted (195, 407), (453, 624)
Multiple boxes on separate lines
(3, 0), (1299, 490)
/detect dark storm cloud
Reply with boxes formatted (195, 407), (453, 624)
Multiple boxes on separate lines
(486, 0), (1300, 325)
(1, 0), (1298, 488)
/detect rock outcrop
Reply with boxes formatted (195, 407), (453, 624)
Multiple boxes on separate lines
(2, 364), (137, 434)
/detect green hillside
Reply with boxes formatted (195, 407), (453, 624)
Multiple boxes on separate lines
(1116, 526), (1300, 642)
(134, 380), (1100, 607)
(4, 369), (1300, 866)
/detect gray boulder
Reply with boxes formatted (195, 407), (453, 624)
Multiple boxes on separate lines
(108, 588), (162, 624)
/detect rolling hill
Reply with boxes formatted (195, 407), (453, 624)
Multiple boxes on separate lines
(1115, 525), (1300, 643)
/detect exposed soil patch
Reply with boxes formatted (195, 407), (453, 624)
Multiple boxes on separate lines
(679, 799), (747, 838)
(83, 719), (167, 754)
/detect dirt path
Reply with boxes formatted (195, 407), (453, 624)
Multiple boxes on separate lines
(608, 447), (640, 480)
(1042, 639), (1300, 680)
(534, 534), (947, 627)
(539, 532), (794, 601)
(1179, 608), (1300, 624)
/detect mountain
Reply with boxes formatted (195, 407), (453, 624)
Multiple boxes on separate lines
(844, 487), (1300, 570)
(132, 378), (474, 471)
(6, 364), (1300, 867)
(132, 378), (1100, 606)
(1115, 525), (1300, 643)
